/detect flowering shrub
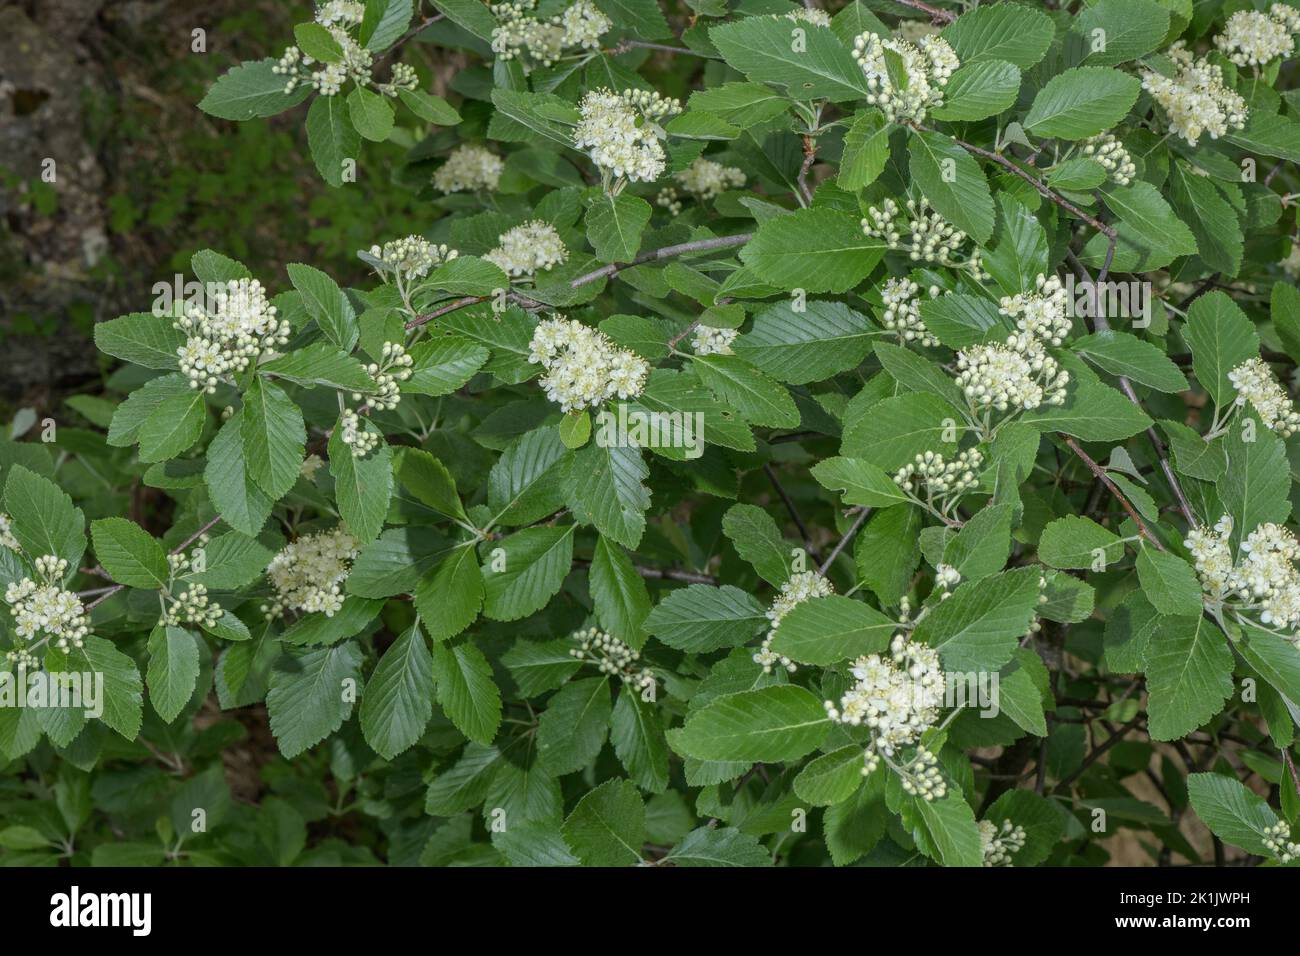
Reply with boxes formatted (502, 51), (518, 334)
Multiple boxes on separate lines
(6, 0), (1300, 869)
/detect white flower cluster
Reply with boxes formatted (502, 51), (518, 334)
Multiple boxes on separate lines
(1229, 357), (1300, 436)
(979, 819), (1027, 866)
(1264, 821), (1300, 862)
(880, 277), (938, 347)
(263, 527), (360, 619)
(0, 513), (18, 552)
(956, 334), (1069, 413)
(273, 2), (377, 97)
(367, 235), (458, 282)
(1186, 516), (1300, 641)
(574, 88), (680, 186)
(675, 157), (746, 201)
(528, 316), (650, 412)
(754, 571), (835, 674)
(934, 563), (961, 595)
(5, 556), (88, 664)
(691, 325), (738, 356)
(175, 278), (290, 393)
(1080, 134), (1135, 186)
(893, 448), (984, 502)
(862, 197), (987, 276)
(787, 8), (832, 27)
(485, 221), (569, 277)
(569, 626), (656, 695)
(852, 31), (959, 122)
(165, 583), (223, 629)
(998, 274), (1072, 347)
(1215, 5), (1300, 67)
(1141, 44), (1248, 146)
(432, 144), (504, 193)
(825, 635), (947, 797)
(490, 0), (611, 68)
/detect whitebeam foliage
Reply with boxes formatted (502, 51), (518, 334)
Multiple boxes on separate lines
(7, 0), (1300, 869)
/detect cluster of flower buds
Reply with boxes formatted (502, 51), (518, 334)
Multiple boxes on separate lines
(1264, 820), (1300, 862)
(273, 1), (386, 97)
(367, 236), (458, 283)
(1186, 515), (1300, 642)
(574, 88), (681, 188)
(754, 571), (835, 674)
(175, 278), (291, 393)
(1214, 4), (1300, 68)
(165, 583), (223, 629)
(569, 626), (656, 696)
(998, 274), (1072, 347)
(528, 316), (650, 412)
(490, 0), (611, 68)
(1229, 357), (1300, 436)
(691, 325), (738, 356)
(852, 31), (959, 122)
(340, 407), (381, 458)
(979, 818), (1027, 866)
(432, 144), (504, 193)
(956, 334), (1069, 413)
(1141, 43), (1248, 146)
(880, 277), (939, 347)
(5, 555), (88, 662)
(357, 342), (414, 413)
(485, 221), (569, 277)
(893, 448), (984, 506)
(1080, 134), (1136, 186)
(263, 526), (360, 619)
(862, 197), (988, 276)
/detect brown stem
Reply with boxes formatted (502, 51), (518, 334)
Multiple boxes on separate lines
(818, 507), (871, 576)
(1061, 435), (1163, 549)
(891, 0), (956, 24)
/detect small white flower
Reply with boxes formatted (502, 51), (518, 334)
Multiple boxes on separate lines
(998, 274), (1072, 347)
(1141, 44), (1248, 146)
(528, 315), (650, 411)
(691, 325), (738, 356)
(1214, 5), (1300, 68)
(1229, 357), (1300, 436)
(674, 157), (747, 201)
(787, 8), (832, 27)
(574, 88), (679, 185)
(367, 235), (458, 281)
(1080, 133), (1136, 186)
(863, 197), (987, 276)
(174, 277), (290, 393)
(263, 527), (360, 619)
(569, 626), (655, 694)
(0, 513), (19, 553)
(956, 334), (1069, 413)
(852, 31), (958, 123)
(880, 276), (938, 347)
(754, 571), (835, 674)
(4, 555), (88, 661)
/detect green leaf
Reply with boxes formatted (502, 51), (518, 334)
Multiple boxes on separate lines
(735, 299), (876, 385)
(1168, 159), (1243, 276)
(90, 518), (168, 589)
(912, 568), (1040, 673)
(537, 676), (611, 775)
(405, 336), (489, 396)
(78, 636), (144, 740)
(481, 525), (574, 621)
(908, 130), (994, 245)
(1083, 181), (1198, 271)
(1023, 67), (1140, 140)
(360, 0), (413, 51)
(794, 745), (866, 806)
(295, 22), (344, 61)
(137, 390), (205, 462)
(359, 623), (434, 759)
(241, 377), (305, 500)
(347, 85), (396, 141)
(1222, 409), (1291, 541)
(912, 790), (984, 867)
(397, 89), (461, 125)
(589, 537), (651, 650)
(414, 545), (484, 642)
(260, 343), (376, 391)
(205, 411), (274, 536)
(709, 16), (868, 103)
(198, 59), (310, 120)
(1145, 616), (1234, 741)
(930, 59), (1020, 121)
(1184, 290), (1260, 410)
(811, 457), (912, 509)
(944, 502), (1012, 581)
(1074, 0), (1169, 65)
(4, 465), (86, 568)
(94, 313), (185, 370)
(668, 685), (830, 762)
(1187, 772), (1279, 857)
(328, 422), (393, 545)
(585, 193), (651, 263)
(1135, 547), (1202, 616)
(740, 208), (885, 294)
(488, 427), (570, 527)
(768, 595), (895, 665)
(721, 503), (793, 586)
(1037, 515), (1124, 570)
(610, 686), (669, 792)
(305, 94), (360, 188)
(286, 262), (358, 351)
(146, 625), (201, 723)
(1072, 330), (1188, 392)
(841, 392), (961, 472)
(942, 3), (1054, 68)
(838, 110), (890, 191)
(665, 827), (771, 866)
(266, 642), (363, 758)
(398, 447), (467, 523)
(564, 440), (650, 549)
(562, 778), (645, 866)
(644, 584), (767, 652)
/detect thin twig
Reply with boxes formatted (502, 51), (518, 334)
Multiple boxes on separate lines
(1062, 436), (1163, 549)
(818, 508), (871, 576)
(891, 0), (956, 24)
(763, 464), (823, 565)
(1052, 713), (1145, 792)
(572, 556), (716, 585)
